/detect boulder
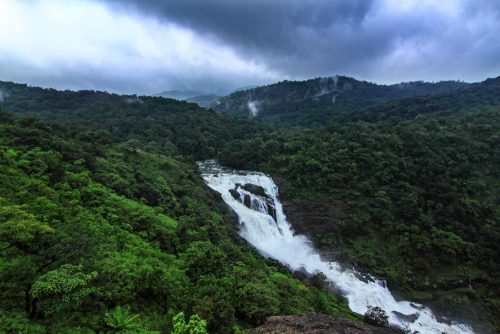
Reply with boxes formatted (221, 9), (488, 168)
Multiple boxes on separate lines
(229, 188), (241, 200)
(266, 198), (277, 221)
(392, 311), (418, 323)
(242, 183), (267, 197)
(244, 194), (252, 208)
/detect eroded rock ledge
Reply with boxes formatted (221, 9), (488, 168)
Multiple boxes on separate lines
(251, 313), (402, 334)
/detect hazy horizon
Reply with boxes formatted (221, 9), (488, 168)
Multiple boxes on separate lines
(1, 0), (499, 95)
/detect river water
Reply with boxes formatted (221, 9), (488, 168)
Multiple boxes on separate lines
(198, 160), (474, 334)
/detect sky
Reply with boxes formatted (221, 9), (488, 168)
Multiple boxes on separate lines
(0, 0), (499, 95)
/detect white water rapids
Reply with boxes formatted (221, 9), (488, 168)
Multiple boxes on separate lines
(198, 160), (474, 334)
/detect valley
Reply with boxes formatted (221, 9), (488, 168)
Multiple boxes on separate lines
(0, 76), (498, 333)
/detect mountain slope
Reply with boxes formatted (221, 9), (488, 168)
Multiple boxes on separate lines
(186, 94), (221, 107)
(218, 77), (500, 332)
(154, 89), (203, 100)
(1, 78), (498, 332)
(0, 107), (355, 333)
(0, 80), (266, 160)
(212, 76), (469, 125)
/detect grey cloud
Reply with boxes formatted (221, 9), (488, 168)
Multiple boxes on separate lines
(1, 0), (499, 95)
(110, 0), (374, 52)
(107, 0), (376, 74)
(1, 61), (267, 96)
(107, 0), (500, 83)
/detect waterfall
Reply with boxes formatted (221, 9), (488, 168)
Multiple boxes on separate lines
(198, 160), (474, 334)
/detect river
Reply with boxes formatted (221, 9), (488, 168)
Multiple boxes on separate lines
(198, 160), (474, 334)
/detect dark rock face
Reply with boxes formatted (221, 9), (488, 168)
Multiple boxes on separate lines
(242, 183), (267, 197)
(229, 188), (241, 200)
(392, 311), (418, 323)
(244, 194), (252, 208)
(275, 178), (348, 255)
(251, 313), (402, 334)
(266, 198), (277, 221)
(237, 183), (278, 221)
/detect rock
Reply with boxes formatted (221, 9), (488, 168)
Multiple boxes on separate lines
(274, 177), (348, 260)
(229, 188), (241, 200)
(392, 311), (419, 323)
(244, 194), (252, 208)
(293, 270), (309, 281)
(251, 313), (402, 334)
(242, 183), (267, 197)
(266, 198), (277, 221)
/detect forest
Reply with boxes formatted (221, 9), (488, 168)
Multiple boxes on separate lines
(0, 108), (353, 333)
(0, 76), (498, 332)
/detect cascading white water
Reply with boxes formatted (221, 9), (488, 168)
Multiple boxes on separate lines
(198, 160), (474, 334)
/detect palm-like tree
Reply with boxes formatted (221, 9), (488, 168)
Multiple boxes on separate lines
(104, 306), (141, 333)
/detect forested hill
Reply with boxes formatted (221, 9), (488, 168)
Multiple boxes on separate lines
(218, 77), (500, 332)
(0, 109), (354, 332)
(0, 80), (266, 161)
(0, 78), (499, 332)
(342, 76), (500, 123)
(211, 76), (469, 125)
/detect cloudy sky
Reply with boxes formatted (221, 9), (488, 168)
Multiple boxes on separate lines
(0, 0), (499, 95)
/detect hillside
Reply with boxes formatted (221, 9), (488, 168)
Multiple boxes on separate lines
(0, 78), (498, 332)
(0, 106), (355, 333)
(218, 77), (500, 332)
(154, 90), (204, 100)
(212, 76), (469, 126)
(0, 80), (265, 160)
(186, 94), (221, 108)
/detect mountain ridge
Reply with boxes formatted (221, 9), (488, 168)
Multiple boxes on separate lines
(211, 76), (471, 125)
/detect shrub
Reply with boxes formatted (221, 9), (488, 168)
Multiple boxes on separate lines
(363, 306), (389, 326)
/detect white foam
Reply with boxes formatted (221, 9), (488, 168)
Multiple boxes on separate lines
(247, 100), (260, 117)
(199, 160), (474, 334)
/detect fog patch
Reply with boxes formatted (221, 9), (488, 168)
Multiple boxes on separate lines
(124, 96), (144, 104)
(313, 76), (339, 102)
(0, 89), (8, 103)
(331, 75), (339, 90)
(247, 100), (260, 117)
(313, 86), (330, 101)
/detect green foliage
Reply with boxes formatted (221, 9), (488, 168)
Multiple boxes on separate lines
(104, 306), (141, 333)
(0, 205), (54, 251)
(31, 264), (97, 315)
(0, 96), (353, 332)
(213, 76), (469, 126)
(216, 79), (500, 329)
(171, 312), (208, 334)
(0, 311), (44, 334)
(0, 76), (498, 331)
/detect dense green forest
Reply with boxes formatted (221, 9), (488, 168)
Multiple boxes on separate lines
(219, 78), (500, 331)
(213, 76), (469, 126)
(0, 77), (498, 332)
(0, 109), (353, 333)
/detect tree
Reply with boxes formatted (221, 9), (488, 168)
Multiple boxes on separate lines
(104, 306), (141, 334)
(31, 264), (97, 316)
(0, 205), (54, 252)
(363, 306), (389, 327)
(171, 312), (208, 334)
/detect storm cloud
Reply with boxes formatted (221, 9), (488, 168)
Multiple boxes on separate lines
(0, 0), (499, 94)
